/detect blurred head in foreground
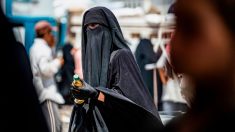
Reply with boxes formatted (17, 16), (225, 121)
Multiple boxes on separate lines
(171, 0), (235, 106)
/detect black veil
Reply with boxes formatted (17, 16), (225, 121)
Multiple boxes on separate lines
(82, 7), (129, 87)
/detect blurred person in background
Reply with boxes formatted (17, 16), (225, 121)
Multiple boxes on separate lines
(158, 37), (187, 115)
(69, 7), (163, 132)
(163, 0), (235, 131)
(57, 33), (77, 105)
(135, 39), (162, 100)
(30, 21), (65, 132)
(57, 33), (83, 104)
(128, 33), (141, 53)
(159, 56), (187, 115)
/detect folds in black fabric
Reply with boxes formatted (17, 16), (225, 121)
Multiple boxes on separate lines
(69, 87), (164, 132)
(69, 103), (109, 132)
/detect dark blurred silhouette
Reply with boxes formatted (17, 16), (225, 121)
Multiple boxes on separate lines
(0, 5), (49, 132)
(57, 43), (75, 104)
(135, 39), (163, 110)
(135, 39), (162, 97)
(168, 2), (176, 14)
(164, 0), (235, 131)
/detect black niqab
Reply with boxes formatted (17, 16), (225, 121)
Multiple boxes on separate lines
(82, 7), (129, 87)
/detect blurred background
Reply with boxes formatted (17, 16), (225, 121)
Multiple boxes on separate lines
(2, 0), (185, 131)
(3, 0), (175, 50)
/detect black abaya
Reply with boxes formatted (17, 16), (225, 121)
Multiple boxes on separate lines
(69, 7), (163, 132)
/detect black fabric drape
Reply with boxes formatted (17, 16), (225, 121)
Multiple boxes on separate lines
(0, 5), (49, 132)
(107, 49), (160, 118)
(69, 86), (163, 132)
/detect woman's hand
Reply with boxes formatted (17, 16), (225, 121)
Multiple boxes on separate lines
(70, 81), (99, 100)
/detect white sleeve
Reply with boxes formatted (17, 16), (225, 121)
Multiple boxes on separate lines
(38, 56), (61, 78)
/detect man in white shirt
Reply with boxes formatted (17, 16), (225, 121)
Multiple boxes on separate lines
(30, 21), (65, 132)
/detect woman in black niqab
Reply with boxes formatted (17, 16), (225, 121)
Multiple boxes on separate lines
(69, 7), (163, 132)
(82, 7), (128, 87)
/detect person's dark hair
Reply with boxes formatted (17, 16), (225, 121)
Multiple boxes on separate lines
(209, 0), (235, 34)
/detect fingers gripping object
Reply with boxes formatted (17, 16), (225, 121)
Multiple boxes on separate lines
(71, 74), (99, 104)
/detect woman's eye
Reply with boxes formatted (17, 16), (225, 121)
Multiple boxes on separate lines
(87, 24), (99, 29)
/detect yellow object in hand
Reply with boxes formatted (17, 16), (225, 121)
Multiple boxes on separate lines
(72, 74), (85, 104)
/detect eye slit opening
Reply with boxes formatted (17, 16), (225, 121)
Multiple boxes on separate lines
(87, 23), (100, 30)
